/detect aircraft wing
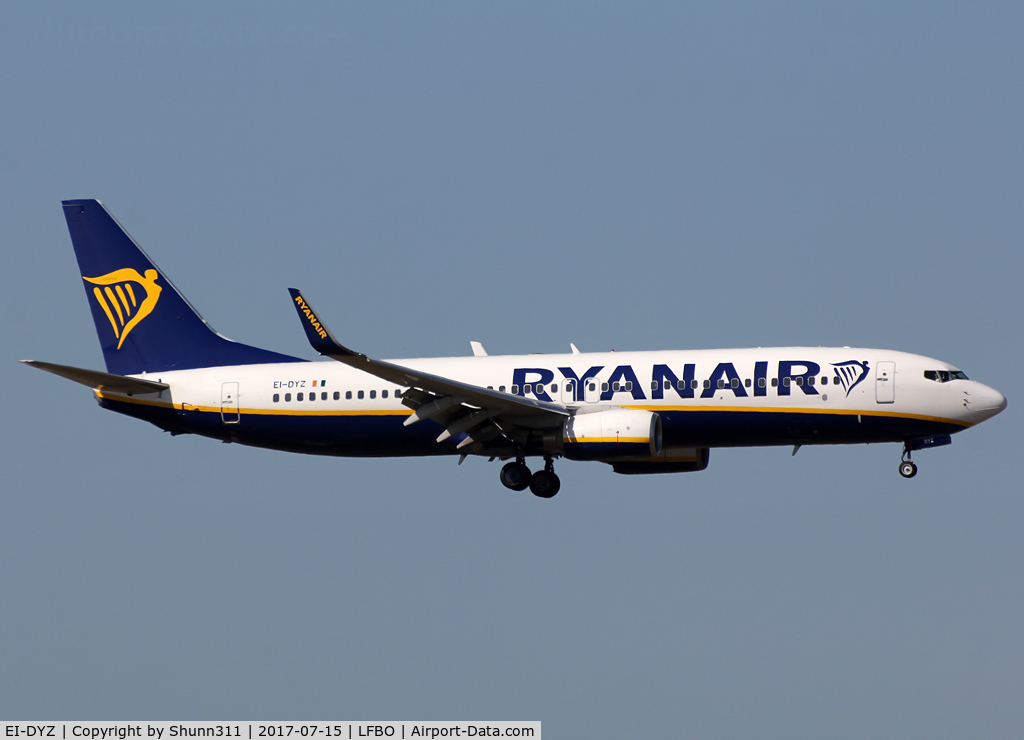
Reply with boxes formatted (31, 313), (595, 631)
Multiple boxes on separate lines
(288, 289), (568, 454)
(21, 360), (170, 394)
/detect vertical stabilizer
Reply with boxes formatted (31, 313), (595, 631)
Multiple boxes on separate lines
(62, 199), (302, 374)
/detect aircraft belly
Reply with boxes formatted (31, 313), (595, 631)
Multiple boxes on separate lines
(657, 408), (961, 448)
(99, 396), (448, 457)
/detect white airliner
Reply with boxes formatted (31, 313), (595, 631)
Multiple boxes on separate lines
(24, 200), (1007, 497)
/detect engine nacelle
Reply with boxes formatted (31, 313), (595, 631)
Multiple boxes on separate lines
(562, 408), (662, 461)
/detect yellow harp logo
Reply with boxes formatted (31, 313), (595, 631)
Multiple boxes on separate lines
(83, 268), (162, 349)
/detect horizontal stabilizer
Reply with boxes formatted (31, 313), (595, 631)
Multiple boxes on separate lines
(21, 360), (169, 393)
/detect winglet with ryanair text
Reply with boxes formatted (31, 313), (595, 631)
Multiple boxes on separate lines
(287, 288), (569, 419)
(288, 288), (358, 358)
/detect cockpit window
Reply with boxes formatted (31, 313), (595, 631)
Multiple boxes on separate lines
(924, 370), (969, 383)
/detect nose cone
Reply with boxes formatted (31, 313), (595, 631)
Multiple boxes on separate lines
(970, 383), (1007, 423)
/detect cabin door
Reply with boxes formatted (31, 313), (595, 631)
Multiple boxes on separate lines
(221, 382), (240, 423)
(875, 362), (895, 404)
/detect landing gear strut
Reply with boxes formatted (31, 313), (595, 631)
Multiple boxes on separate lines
(899, 442), (918, 479)
(529, 457), (561, 498)
(500, 458), (531, 491)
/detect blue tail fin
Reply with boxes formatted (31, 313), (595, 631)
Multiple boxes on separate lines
(62, 199), (303, 374)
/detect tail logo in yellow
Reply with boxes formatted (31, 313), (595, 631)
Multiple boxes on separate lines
(83, 268), (162, 349)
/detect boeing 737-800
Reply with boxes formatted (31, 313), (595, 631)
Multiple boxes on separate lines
(23, 200), (1007, 497)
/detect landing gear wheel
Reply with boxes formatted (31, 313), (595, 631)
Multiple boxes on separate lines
(529, 470), (561, 498)
(500, 461), (531, 491)
(899, 461), (918, 478)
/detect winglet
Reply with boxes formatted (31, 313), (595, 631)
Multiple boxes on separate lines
(287, 288), (358, 357)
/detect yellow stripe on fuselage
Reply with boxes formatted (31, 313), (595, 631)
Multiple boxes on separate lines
(94, 391), (413, 416)
(628, 404), (972, 428)
(92, 392), (970, 427)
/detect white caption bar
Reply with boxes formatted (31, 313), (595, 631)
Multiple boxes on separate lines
(1, 724), (540, 740)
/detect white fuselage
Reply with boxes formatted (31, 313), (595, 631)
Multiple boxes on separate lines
(98, 346), (1005, 458)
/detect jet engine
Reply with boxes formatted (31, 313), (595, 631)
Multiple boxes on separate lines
(562, 408), (662, 461)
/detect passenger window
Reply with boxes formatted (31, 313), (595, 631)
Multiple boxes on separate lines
(612, 382), (620, 391)
(651, 381), (659, 391)
(334, 391), (340, 400)
(717, 379), (725, 389)
(820, 377), (827, 386)
(551, 384), (557, 393)
(566, 383), (574, 392)
(796, 377), (803, 386)
(499, 385), (506, 392)
(758, 378), (766, 388)
(511, 385), (519, 394)
(625, 381), (633, 391)
(676, 380), (685, 390)
(664, 380), (671, 390)
(771, 378), (778, 387)
(783, 377), (791, 387)
(321, 392), (327, 400)
(601, 383), (609, 392)
(524, 384), (532, 394)
(691, 379), (699, 389)
(731, 378), (739, 388)
(285, 393), (291, 402)
(382, 390), (388, 399)
(370, 390), (376, 399)
(703, 380), (711, 389)
(807, 377), (814, 386)
(589, 383), (596, 391)
(346, 391), (352, 400)
(744, 378), (751, 387)
(273, 393), (280, 403)
(358, 390), (364, 399)
(297, 392), (304, 401)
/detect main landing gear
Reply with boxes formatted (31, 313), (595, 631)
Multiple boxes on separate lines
(899, 442), (918, 479)
(500, 457), (561, 498)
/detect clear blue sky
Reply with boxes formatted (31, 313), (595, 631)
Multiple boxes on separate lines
(2, 2), (1022, 735)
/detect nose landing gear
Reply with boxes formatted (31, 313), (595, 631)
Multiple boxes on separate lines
(899, 442), (918, 478)
(499, 456), (561, 497)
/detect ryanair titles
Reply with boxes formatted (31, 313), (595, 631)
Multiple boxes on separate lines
(513, 359), (870, 402)
(292, 294), (329, 339)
